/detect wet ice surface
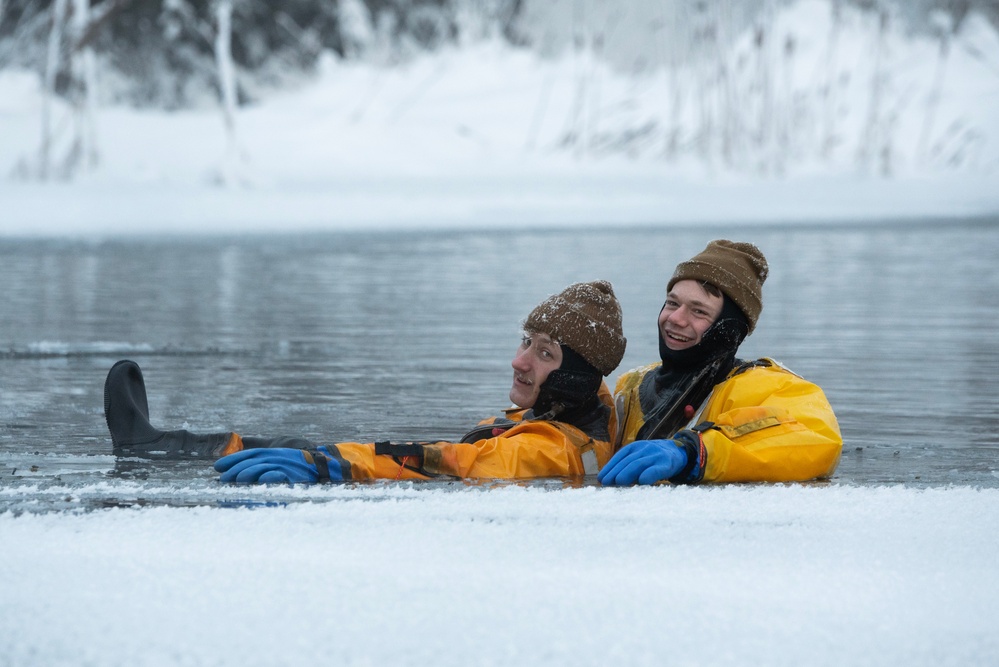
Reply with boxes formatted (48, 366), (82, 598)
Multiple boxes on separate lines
(2, 220), (999, 513)
(4, 444), (996, 516)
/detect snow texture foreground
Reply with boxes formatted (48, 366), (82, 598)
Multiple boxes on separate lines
(2, 484), (997, 666)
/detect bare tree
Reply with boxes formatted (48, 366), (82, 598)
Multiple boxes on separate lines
(339, 0), (374, 57)
(918, 9), (958, 165)
(659, 0), (684, 161)
(820, 0), (843, 160)
(214, 0), (240, 186)
(68, 0), (99, 174)
(39, 0), (69, 180)
(559, 0), (591, 157)
(857, 5), (891, 175)
(691, 0), (718, 168)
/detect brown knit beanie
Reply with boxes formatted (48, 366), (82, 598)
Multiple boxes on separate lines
(523, 280), (626, 376)
(668, 240), (769, 334)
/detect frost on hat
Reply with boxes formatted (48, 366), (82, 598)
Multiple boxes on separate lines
(668, 240), (769, 333)
(523, 280), (626, 376)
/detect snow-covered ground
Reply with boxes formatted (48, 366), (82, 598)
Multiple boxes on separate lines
(2, 2), (999, 663)
(2, 484), (998, 666)
(1, 0), (998, 236)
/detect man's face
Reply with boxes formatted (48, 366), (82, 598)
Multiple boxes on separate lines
(658, 279), (724, 351)
(509, 331), (563, 408)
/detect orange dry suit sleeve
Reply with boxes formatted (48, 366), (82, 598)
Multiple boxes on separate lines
(317, 382), (618, 481)
(328, 416), (612, 481)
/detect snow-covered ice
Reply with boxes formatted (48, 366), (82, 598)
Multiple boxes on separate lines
(2, 484), (998, 666)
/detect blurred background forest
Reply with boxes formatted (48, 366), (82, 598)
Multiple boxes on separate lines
(2, 0), (997, 184)
(2, 0), (995, 106)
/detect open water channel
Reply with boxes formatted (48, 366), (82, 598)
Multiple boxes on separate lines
(2, 219), (997, 512)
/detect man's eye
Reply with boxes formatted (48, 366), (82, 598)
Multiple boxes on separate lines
(541, 349), (552, 359)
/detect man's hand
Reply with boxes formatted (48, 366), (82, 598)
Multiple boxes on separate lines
(214, 447), (342, 484)
(598, 439), (688, 486)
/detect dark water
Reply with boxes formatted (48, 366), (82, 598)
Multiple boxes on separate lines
(2, 219), (998, 512)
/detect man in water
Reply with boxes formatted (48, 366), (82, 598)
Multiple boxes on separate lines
(599, 240), (842, 486)
(105, 280), (627, 483)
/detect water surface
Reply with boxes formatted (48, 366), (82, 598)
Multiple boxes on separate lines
(2, 219), (997, 511)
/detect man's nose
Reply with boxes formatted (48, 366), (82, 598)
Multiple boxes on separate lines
(511, 349), (530, 371)
(666, 306), (689, 327)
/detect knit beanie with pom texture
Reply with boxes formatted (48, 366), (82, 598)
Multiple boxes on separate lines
(523, 280), (626, 377)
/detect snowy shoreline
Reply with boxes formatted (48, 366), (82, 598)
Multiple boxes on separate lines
(3, 0), (998, 238)
(3, 171), (998, 238)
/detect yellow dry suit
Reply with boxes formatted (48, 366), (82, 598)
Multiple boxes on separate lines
(614, 359), (842, 483)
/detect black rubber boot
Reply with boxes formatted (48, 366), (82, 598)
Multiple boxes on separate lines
(104, 359), (235, 459)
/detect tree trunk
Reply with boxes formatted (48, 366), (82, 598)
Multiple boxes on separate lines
(214, 0), (239, 186)
(70, 0), (99, 173)
(917, 12), (953, 166)
(857, 7), (889, 174)
(40, 0), (69, 180)
(821, 0), (842, 161)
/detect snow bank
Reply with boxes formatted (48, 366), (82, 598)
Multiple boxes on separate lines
(2, 484), (997, 666)
(2, 1), (998, 237)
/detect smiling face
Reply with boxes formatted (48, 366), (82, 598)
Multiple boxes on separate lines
(509, 331), (564, 409)
(658, 279), (724, 351)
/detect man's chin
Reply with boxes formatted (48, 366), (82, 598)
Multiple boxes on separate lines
(509, 389), (532, 409)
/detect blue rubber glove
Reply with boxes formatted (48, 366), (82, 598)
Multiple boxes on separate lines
(598, 439), (688, 486)
(214, 447), (342, 484)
